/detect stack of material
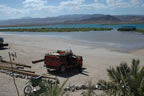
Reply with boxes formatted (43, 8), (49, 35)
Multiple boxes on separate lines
(0, 58), (57, 81)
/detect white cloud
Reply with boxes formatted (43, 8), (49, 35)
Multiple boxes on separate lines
(0, 5), (30, 20)
(57, 0), (85, 12)
(106, 0), (130, 9)
(23, 0), (48, 10)
(72, 3), (106, 11)
(60, 0), (84, 5)
(106, 0), (119, 4)
(94, 0), (105, 3)
(94, 0), (99, 2)
(131, 0), (140, 4)
(130, 0), (144, 7)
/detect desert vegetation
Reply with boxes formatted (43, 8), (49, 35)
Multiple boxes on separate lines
(118, 28), (144, 34)
(98, 59), (144, 96)
(0, 28), (113, 32)
(136, 29), (144, 33)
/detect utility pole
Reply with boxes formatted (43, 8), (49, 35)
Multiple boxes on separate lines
(9, 52), (20, 96)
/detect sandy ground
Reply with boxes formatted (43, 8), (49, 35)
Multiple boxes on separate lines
(0, 34), (144, 96)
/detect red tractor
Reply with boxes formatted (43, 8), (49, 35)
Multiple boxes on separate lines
(32, 50), (83, 73)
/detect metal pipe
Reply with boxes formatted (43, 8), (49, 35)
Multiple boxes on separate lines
(1, 60), (31, 68)
(32, 59), (44, 64)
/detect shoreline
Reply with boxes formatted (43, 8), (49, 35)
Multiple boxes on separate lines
(1, 31), (144, 53)
(128, 48), (144, 56)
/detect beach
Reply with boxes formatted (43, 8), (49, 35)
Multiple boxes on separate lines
(0, 34), (144, 96)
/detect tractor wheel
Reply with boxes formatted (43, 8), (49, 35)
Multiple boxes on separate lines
(59, 65), (66, 73)
(78, 66), (82, 73)
(24, 85), (33, 95)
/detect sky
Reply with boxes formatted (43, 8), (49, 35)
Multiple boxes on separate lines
(0, 0), (144, 20)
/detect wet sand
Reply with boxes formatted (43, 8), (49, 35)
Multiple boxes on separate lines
(0, 34), (144, 96)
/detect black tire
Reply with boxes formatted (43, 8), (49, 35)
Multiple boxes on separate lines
(24, 85), (33, 95)
(59, 65), (66, 73)
(78, 66), (82, 73)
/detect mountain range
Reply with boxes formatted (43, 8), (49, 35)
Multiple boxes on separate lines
(0, 14), (144, 26)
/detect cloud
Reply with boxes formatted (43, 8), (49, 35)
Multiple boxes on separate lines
(60, 0), (84, 6)
(130, 0), (144, 7)
(106, 0), (130, 9)
(0, 5), (30, 20)
(142, 4), (144, 7)
(23, 0), (48, 10)
(131, 0), (140, 4)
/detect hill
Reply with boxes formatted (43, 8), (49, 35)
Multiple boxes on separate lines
(0, 14), (144, 26)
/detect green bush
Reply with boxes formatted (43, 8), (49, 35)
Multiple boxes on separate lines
(0, 28), (113, 32)
(98, 59), (144, 96)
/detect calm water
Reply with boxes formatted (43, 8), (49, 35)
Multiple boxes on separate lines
(1, 29), (144, 51)
(0, 24), (144, 29)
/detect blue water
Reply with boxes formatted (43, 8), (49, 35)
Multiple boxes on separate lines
(1, 29), (144, 51)
(0, 24), (144, 29)
(0, 24), (144, 51)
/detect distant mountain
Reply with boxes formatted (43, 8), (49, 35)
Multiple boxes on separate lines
(66, 15), (121, 24)
(140, 18), (144, 21)
(115, 15), (144, 23)
(0, 15), (87, 26)
(0, 14), (144, 26)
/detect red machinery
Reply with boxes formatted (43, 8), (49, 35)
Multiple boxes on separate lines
(32, 50), (83, 73)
